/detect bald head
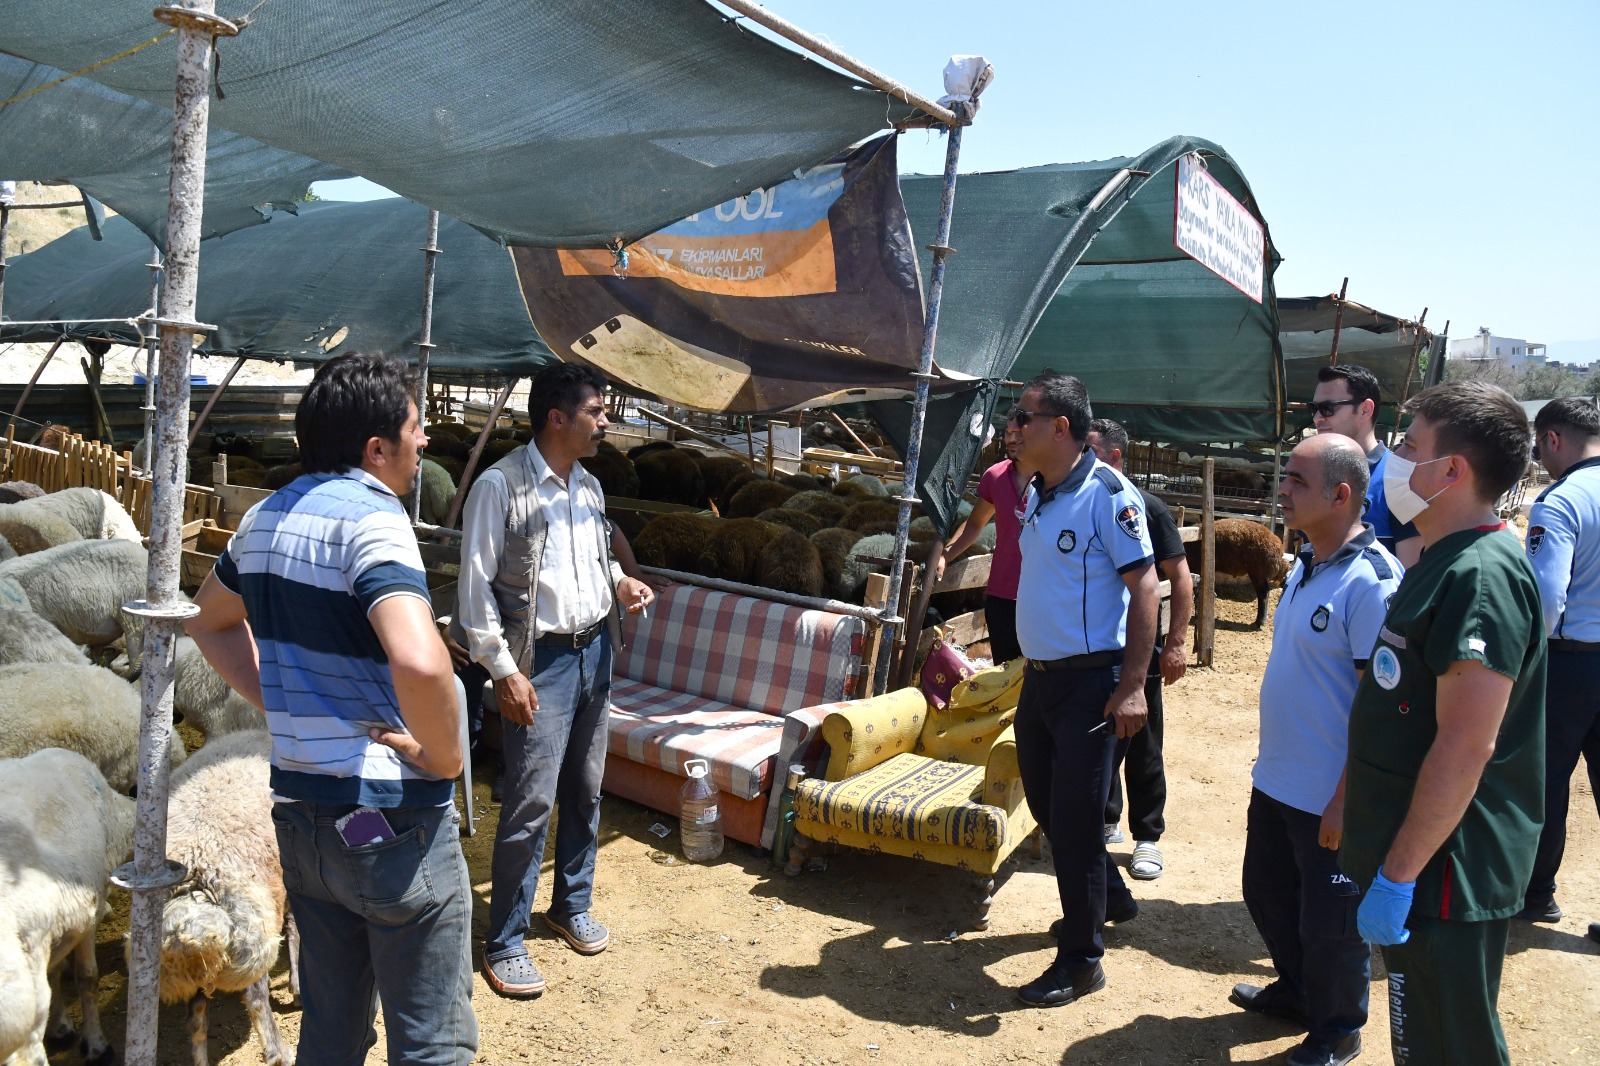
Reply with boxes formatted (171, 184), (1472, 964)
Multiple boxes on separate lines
(1297, 433), (1370, 509)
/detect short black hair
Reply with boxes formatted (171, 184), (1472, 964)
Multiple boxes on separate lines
(1405, 381), (1530, 503)
(1024, 370), (1093, 443)
(1534, 397), (1600, 440)
(1316, 364), (1382, 422)
(1317, 440), (1370, 503)
(528, 362), (608, 435)
(1089, 417), (1129, 456)
(297, 351), (415, 474)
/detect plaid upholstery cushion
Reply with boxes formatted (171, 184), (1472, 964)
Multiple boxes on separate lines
(793, 752), (1006, 856)
(609, 678), (787, 800)
(617, 584), (864, 713)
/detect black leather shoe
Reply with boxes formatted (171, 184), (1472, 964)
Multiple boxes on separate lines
(1228, 982), (1308, 1028)
(1588, 921), (1600, 945)
(1286, 1032), (1361, 1066)
(1514, 898), (1562, 922)
(1017, 961), (1105, 1008)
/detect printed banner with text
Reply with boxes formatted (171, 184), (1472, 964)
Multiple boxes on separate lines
(513, 135), (925, 413)
(1174, 153), (1265, 304)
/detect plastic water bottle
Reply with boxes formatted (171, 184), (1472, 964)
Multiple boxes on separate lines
(679, 758), (724, 862)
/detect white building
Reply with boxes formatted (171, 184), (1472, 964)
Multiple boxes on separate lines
(1449, 327), (1546, 371)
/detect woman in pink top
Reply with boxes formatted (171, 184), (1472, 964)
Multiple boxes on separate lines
(940, 422), (1028, 663)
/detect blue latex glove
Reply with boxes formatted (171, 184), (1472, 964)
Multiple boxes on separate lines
(1358, 868), (1415, 945)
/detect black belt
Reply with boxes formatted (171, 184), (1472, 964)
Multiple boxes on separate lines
(536, 620), (605, 650)
(1549, 638), (1600, 653)
(1027, 650), (1123, 672)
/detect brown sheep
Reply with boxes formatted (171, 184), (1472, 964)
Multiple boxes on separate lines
(839, 498), (904, 531)
(429, 454), (465, 485)
(696, 518), (783, 584)
(831, 480), (875, 501)
(482, 438), (523, 464)
(779, 473), (829, 493)
(578, 448), (640, 499)
(756, 507), (822, 537)
(715, 470), (763, 515)
(627, 440), (678, 461)
(611, 509), (648, 542)
(227, 467), (268, 489)
(426, 421), (472, 440)
(262, 464), (302, 491)
(633, 513), (720, 573)
(784, 490), (849, 527)
(634, 448), (706, 507)
(694, 455), (754, 505)
(0, 482), (45, 505)
(726, 479), (799, 519)
(1213, 467), (1270, 496)
(754, 529), (824, 598)
(1184, 518), (1291, 628)
(425, 434), (470, 462)
(810, 527), (862, 601)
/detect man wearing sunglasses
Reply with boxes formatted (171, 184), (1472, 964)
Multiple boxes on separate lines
(1312, 365), (1423, 567)
(1006, 372), (1159, 1009)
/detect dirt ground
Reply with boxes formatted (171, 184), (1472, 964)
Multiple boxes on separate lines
(85, 589), (1600, 1066)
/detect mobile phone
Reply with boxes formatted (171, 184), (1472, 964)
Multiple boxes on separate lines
(1086, 719), (1114, 738)
(336, 807), (395, 847)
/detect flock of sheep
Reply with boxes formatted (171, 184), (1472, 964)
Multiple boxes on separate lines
(0, 483), (291, 1066)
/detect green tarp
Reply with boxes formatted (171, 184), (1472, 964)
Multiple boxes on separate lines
(0, 201), (553, 381)
(1278, 294), (1436, 433)
(0, 0), (919, 247)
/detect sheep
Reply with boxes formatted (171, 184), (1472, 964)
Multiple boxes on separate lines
(634, 447), (707, 507)
(150, 730), (293, 1066)
(0, 608), (91, 667)
(0, 576), (26, 611)
(692, 455), (752, 506)
(810, 527), (863, 601)
(400, 457), (457, 526)
(482, 438), (522, 464)
(632, 513), (721, 573)
(428, 453), (465, 486)
(0, 748), (135, 1066)
(839, 498), (904, 532)
(842, 473), (888, 497)
(578, 445), (641, 499)
(0, 662), (187, 793)
(117, 632), (263, 741)
(756, 507), (823, 537)
(784, 490), (849, 527)
(778, 472), (830, 493)
(8, 488), (141, 543)
(0, 502), (82, 556)
(626, 440), (677, 461)
(0, 481), (44, 505)
(842, 533), (936, 602)
(425, 433), (471, 462)
(1184, 518), (1291, 628)
(754, 529), (824, 598)
(1213, 467), (1269, 496)
(0, 538), (148, 646)
(696, 518), (784, 584)
(0, 533), (13, 564)
(714, 469), (762, 515)
(262, 464), (302, 491)
(724, 478), (797, 519)
(611, 509), (648, 542)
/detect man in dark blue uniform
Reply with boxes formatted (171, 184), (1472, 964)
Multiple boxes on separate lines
(1313, 364), (1422, 567)
(1008, 372), (1159, 1008)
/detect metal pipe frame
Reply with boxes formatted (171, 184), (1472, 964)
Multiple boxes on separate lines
(0, 202), (10, 317)
(187, 352), (246, 445)
(411, 209), (441, 523)
(140, 246), (163, 476)
(120, 4), (235, 1063)
(873, 106), (970, 694)
(443, 377), (517, 530)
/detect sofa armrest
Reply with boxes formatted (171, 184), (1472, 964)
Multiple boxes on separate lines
(816, 687), (928, 781)
(982, 725), (1027, 812)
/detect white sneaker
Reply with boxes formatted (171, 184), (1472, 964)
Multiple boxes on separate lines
(1103, 824), (1125, 845)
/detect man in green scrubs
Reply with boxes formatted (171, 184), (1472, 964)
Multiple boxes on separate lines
(1341, 382), (1545, 1066)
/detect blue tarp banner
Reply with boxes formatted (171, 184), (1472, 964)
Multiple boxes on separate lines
(512, 135), (925, 413)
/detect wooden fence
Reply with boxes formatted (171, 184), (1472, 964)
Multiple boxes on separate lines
(0, 426), (220, 533)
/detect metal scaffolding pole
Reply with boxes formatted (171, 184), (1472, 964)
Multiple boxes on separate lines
(873, 103), (971, 694)
(116, 4), (235, 1063)
(411, 209), (441, 523)
(140, 245), (163, 476)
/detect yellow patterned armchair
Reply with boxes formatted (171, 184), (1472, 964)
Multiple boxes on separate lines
(789, 659), (1037, 928)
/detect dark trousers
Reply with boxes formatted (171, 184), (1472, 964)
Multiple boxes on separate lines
(1241, 789), (1368, 1044)
(1525, 647), (1600, 907)
(1105, 648), (1166, 840)
(1014, 662), (1133, 968)
(484, 633), (612, 961)
(1381, 916), (1511, 1066)
(984, 594), (1021, 665)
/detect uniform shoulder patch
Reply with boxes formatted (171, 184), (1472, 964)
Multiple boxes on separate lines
(1528, 525), (1546, 555)
(1090, 466), (1124, 494)
(1117, 503), (1144, 540)
(1362, 546), (1395, 580)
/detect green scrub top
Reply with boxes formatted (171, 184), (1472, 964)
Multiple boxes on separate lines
(1341, 525), (1547, 922)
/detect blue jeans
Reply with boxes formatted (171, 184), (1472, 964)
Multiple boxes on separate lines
(484, 632), (612, 961)
(271, 800), (477, 1066)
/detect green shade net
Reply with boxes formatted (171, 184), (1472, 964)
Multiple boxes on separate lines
(1, 0), (920, 247)
(0, 53), (349, 242)
(872, 136), (1284, 536)
(1278, 295), (1434, 433)
(0, 200), (554, 382)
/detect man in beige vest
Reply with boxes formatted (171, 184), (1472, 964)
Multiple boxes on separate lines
(456, 362), (653, 998)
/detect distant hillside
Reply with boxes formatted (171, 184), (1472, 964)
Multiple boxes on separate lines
(4, 181), (106, 256)
(1546, 338), (1600, 366)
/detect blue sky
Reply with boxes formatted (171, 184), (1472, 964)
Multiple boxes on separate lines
(316, 0), (1599, 361)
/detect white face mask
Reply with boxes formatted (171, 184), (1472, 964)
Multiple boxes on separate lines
(1384, 453), (1451, 523)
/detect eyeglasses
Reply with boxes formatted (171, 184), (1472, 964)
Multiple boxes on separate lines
(1309, 399), (1360, 419)
(1006, 406), (1051, 426)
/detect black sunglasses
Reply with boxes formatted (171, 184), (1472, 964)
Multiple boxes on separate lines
(1309, 398), (1360, 418)
(1006, 406), (1053, 426)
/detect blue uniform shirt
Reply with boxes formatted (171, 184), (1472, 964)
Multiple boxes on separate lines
(1255, 526), (1403, 815)
(1527, 454), (1600, 640)
(1365, 442), (1419, 553)
(1015, 450), (1155, 660)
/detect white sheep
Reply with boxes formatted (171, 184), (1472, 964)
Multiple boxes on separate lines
(0, 748), (135, 1066)
(0, 538), (147, 646)
(10, 488), (142, 544)
(0, 502), (82, 556)
(0, 575), (29, 611)
(0, 532), (15, 563)
(0, 662), (186, 794)
(151, 730), (294, 1066)
(116, 614), (264, 741)
(0, 608), (91, 668)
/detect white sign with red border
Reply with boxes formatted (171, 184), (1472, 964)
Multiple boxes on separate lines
(1174, 153), (1265, 304)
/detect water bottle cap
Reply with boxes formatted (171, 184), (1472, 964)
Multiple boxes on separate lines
(685, 758), (709, 779)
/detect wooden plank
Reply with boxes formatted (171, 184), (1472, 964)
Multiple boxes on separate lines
(931, 552), (991, 594)
(914, 609), (988, 661)
(859, 572), (891, 697)
(1197, 458), (1217, 668)
(637, 409), (759, 464)
(216, 483), (271, 526)
(416, 541), (461, 566)
(181, 550), (218, 592)
(1178, 525), (1199, 543)
(605, 496), (702, 516)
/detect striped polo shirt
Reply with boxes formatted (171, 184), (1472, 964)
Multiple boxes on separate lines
(214, 469), (451, 807)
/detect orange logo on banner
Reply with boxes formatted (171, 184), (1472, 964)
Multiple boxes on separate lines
(556, 219), (838, 298)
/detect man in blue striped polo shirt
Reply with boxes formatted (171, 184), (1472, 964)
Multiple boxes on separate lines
(189, 352), (474, 1066)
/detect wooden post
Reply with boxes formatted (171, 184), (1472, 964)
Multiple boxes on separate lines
(1328, 277), (1349, 364)
(81, 347), (114, 443)
(443, 377), (517, 530)
(7, 336), (65, 433)
(895, 543), (943, 689)
(188, 353), (246, 446)
(827, 409), (875, 456)
(859, 572), (891, 698)
(1197, 457), (1217, 667)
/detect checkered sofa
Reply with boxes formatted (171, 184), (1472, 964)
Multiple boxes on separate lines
(605, 582), (866, 848)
